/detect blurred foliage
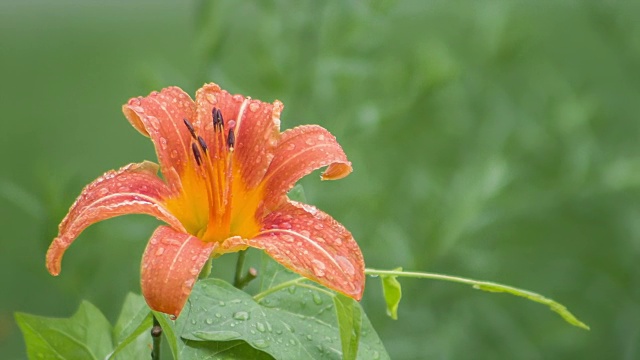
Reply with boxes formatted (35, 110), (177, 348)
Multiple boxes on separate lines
(1, 0), (639, 359)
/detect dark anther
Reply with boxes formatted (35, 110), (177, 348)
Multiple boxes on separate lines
(151, 324), (163, 337)
(192, 143), (202, 166)
(212, 107), (224, 129)
(197, 136), (208, 152)
(227, 129), (235, 150)
(183, 119), (197, 139)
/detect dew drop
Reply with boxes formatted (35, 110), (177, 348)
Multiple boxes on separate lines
(215, 313), (221, 318)
(373, 350), (380, 359)
(256, 322), (266, 332)
(169, 315), (177, 320)
(289, 339), (296, 345)
(218, 301), (225, 306)
(249, 102), (260, 112)
(286, 143), (296, 151)
(288, 285), (296, 294)
(99, 188), (109, 196)
(205, 318), (213, 325)
(317, 134), (325, 141)
(191, 319), (197, 325)
(306, 334), (313, 341)
(280, 222), (292, 230)
(311, 259), (326, 277)
(305, 138), (315, 146)
(312, 293), (323, 305)
(160, 137), (168, 150)
(170, 150), (178, 159)
(336, 255), (356, 276)
(233, 311), (249, 321)
(155, 247), (165, 256)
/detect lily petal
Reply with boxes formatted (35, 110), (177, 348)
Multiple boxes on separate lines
(263, 125), (352, 209)
(249, 201), (365, 300)
(141, 226), (214, 317)
(194, 83), (283, 189)
(122, 87), (196, 190)
(46, 161), (183, 276)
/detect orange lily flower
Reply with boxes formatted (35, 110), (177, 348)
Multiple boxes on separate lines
(46, 83), (364, 317)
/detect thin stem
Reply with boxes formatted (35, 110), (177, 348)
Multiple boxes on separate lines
(151, 315), (162, 360)
(365, 268), (489, 287)
(365, 268), (590, 330)
(233, 250), (247, 288)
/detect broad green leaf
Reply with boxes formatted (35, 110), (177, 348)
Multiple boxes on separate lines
(380, 267), (403, 320)
(178, 339), (274, 359)
(15, 301), (113, 360)
(180, 277), (389, 360)
(154, 311), (266, 360)
(334, 293), (362, 360)
(108, 293), (152, 360)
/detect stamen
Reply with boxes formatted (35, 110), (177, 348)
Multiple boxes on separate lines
(191, 143), (202, 166)
(227, 129), (235, 151)
(197, 136), (208, 153)
(212, 107), (224, 130)
(183, 119), (197, 139)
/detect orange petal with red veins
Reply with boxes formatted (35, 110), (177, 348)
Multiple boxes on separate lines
(194, 83), (282, 189)
(141, 226), (214, 317)
(122, 87), (196, 190)
(46, 162), (183, 276)
(250, 201), (365, 300)
(263, 125), (352, 209)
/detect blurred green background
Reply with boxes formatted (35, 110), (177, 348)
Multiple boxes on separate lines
(1, 0), (639, 359)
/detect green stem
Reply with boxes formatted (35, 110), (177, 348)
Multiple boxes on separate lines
(151, 315), (162, 360)
(233, 250), (247, 288)
(365, 268), (590, 330)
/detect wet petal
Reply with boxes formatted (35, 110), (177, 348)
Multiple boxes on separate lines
(250, 201), (364, 300)
(194, 83), (282, 189)
(263, 125), (352, 209)
(122, 87), (196, 190)
(46, 162), (183, 276)
(141, 226), (214, 317)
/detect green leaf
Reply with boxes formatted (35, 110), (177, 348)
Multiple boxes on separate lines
(380, 267), (403, 320)
(334, 293), (362, 360)
(15, 301), (113, 360)
(154, 312), (266, 360)
(178, 259), (389, 360)
(108, 293), (152, 360)
(287, 184), (307, 202)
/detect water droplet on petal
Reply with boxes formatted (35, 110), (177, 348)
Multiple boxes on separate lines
(155, 247), (165, 256)
(311, 259), (326, 277)
(170, 150), (178, 159)
(249, 102), (260, 112)
(286, 143), (296, 151)
(318, 134), (325, 141)
(160, 137), (168, 150)
(336, 255), (356, 276)
(305, 138), (315, 146)
(99, 188), (109, 196)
